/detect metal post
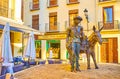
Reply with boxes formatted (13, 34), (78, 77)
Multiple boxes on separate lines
(84, 9), (89, 32)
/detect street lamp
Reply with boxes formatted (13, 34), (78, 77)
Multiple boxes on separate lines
(84, 9), (89, 31)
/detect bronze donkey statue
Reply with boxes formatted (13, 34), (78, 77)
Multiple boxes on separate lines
(66, 26), (103, 70)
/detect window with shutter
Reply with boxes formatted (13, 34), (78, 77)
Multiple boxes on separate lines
(0, 0), (9, 17)
(31, 0), (39, 10)
(67, 0), (79, 4)
(32, 15), (39, 30)
(49, 12), (57, 31)
(69, 0), (78, 3)
(69, 9), (78, 26)
(103, 6), (114, 29)
(49, 0), (57, 7)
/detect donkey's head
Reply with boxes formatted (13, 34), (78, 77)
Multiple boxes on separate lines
(92, 26), (103, 45)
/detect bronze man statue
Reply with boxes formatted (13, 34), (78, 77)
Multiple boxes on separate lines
(66, 16), (84, 72)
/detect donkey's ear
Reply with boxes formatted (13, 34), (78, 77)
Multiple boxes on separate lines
(99, 26), (104, 32)
(93, 25), (96, 32)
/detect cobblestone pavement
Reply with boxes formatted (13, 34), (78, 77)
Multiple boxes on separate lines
(14, 63), (120, 79)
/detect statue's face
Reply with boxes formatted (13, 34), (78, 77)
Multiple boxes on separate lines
(74, 19), (81, 25)
(94, 31), (102, 45)
(93, 26), (103, 45)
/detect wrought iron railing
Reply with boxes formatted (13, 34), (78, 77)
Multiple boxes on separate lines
(99, 0), (111, 2)
(98, 20), (120, 30)
(99, 0), (118, 2)
(28, 24), (40, 30)
(45, 22), (60, 32)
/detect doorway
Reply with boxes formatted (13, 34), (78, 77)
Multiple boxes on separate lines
(100, 38), (118, 63)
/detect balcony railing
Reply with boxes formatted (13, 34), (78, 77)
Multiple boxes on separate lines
(98, 20), (120, 30)
(99, 0), (110, 2)
(99, 0), (118, 2)
(66, 0), (80, 4)
(29, 2), (40, 11)
(28, 24), (40, 30)
(0, 7), (14, 19)
(45, 23), (60, 32)
(47, 0), (58, 8)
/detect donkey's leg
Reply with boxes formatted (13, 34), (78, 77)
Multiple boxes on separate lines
(91, 51), (99, 69)
(86, 51), (91, 69)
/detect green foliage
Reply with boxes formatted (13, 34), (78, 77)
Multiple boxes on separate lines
(18, 46), (24, 53)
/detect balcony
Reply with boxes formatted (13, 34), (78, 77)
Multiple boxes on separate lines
(45, 23), (60, 32)
(99, 0), (111, 2)
(0, 7), (14, 19)
(98, 0), (117, 3)
(98, 20), (120, 30)
(66, 0), (80, 5)
(28, 25), (40, 30)
(47, 0), (58, 8)
(29, 2), (40, 11)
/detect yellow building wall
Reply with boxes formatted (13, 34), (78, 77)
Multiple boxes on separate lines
(97, 0), (120, 23)
(96, 0), (120, 63)
(96, 33), (120, 63)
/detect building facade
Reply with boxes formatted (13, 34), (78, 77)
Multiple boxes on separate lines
(23, 0), (97, 60)
(0, 0), (23, 22)
(96, 0), (120, 63)
(23, 0), (120, 63)
(0, 0), (26, 57)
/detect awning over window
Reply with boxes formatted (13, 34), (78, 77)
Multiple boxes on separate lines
(0, 24), (22, 32)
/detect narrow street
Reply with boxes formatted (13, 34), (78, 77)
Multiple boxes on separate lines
(14, 63), (120, 79)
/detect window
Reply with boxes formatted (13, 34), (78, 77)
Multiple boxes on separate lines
(67, 0), (79, 4)
(49, 12), (57, 31)
(30, 0), (39, 10)
(103, 6), (114, 29)
(0, 0), (9, 17)
(33, 0), (39, 9)
(48, 0), (58, 7)
(32, 15), (39, 30)
(69, 0), (78, 3)
(69, 9), (78, 26)
(103, 7), (113, 23)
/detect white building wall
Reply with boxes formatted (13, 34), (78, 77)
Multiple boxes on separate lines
(96, 1), (120, 24)
(23, 0), (96, 60)
(24, 0), (96, 32)
(60, 39), (67, 60)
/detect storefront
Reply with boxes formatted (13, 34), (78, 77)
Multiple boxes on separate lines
(38, 32), (67, 60)
(0, 18), (43, 58)
(0, 24), (23, 57)
(46, 40), (60, 59)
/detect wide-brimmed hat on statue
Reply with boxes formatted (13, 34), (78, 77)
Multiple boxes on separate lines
(74, 16), (83, 21)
